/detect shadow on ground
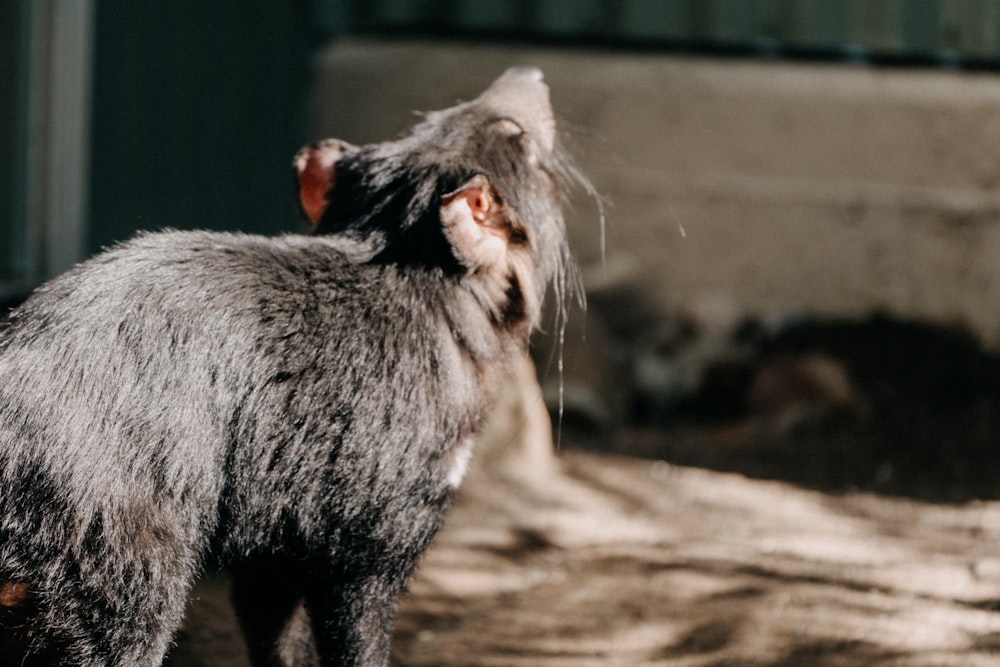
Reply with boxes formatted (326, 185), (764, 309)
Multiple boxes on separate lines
(171, 447), (1000, 666)
(563, 312), (1000, 503)
(388, 452), (1000, 666)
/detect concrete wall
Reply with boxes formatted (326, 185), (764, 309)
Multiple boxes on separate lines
(308, 38), (1000, 345)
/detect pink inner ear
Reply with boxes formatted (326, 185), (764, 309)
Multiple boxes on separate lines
(464, 187), (491, 222)
(295, 141), (344, 225)
(441, 180), (509, 270)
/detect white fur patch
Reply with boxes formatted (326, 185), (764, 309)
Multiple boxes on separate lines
(447, 437), (476, 488)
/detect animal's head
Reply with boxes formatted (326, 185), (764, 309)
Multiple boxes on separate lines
(295, 67), (579, 335)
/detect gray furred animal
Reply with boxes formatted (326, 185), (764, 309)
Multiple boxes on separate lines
(0, 67), (577, 666)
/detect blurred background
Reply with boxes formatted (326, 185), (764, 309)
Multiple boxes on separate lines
(5, 1), (1000, 501)
(9, 3), (1000, 664)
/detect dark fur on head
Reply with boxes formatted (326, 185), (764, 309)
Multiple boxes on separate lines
(0, 68), (578, 666)
(297, 67), (580, 333)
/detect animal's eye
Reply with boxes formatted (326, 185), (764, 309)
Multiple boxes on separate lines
(491, 118), (524, 138)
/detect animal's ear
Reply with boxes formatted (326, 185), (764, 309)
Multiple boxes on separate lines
(294, 139), (355, 225)
(441, 175), (519, 270)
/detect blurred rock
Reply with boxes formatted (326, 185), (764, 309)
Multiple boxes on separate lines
(473, 354), (557, 481)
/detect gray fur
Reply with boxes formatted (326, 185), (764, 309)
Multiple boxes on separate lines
(0, 68), (573, 666)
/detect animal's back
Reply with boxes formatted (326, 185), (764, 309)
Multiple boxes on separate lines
(0, 66), (574, 666)
(0, 227), (479, 547)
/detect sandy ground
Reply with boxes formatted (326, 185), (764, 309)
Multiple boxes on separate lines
(168, 448), (1000, 666)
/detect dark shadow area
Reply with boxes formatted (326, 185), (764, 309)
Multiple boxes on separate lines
(760, 639), (906, 667)
(558, 311), (1000, 503)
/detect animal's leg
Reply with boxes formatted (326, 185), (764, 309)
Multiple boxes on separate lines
(231, 558), (317, 666)
(1, 508), (197, 666)
(307, 573), (401, 667)
(2, 566), (194, 666)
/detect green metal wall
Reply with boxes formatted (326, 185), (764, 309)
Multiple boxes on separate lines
(323, 0), (1000, 65)
(87, 1), (316, 253)
(0, 1), (31, 290)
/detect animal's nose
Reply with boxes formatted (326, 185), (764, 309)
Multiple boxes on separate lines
(504, 66), (544, 83)
(489, 67), (547, 96)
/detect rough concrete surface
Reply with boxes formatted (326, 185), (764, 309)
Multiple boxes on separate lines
(309, 38), (1000, 345)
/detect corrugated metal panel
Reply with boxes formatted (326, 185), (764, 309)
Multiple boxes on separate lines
(321, 0), (1000, 65)
(1, 0), (94, 300)
(87, 0), (311, 254)
(0, 0), (29, 288)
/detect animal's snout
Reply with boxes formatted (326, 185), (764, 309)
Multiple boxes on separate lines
(480, 67), (555, 153)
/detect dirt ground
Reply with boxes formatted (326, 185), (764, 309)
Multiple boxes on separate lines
(167, 445), (1000, 666)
